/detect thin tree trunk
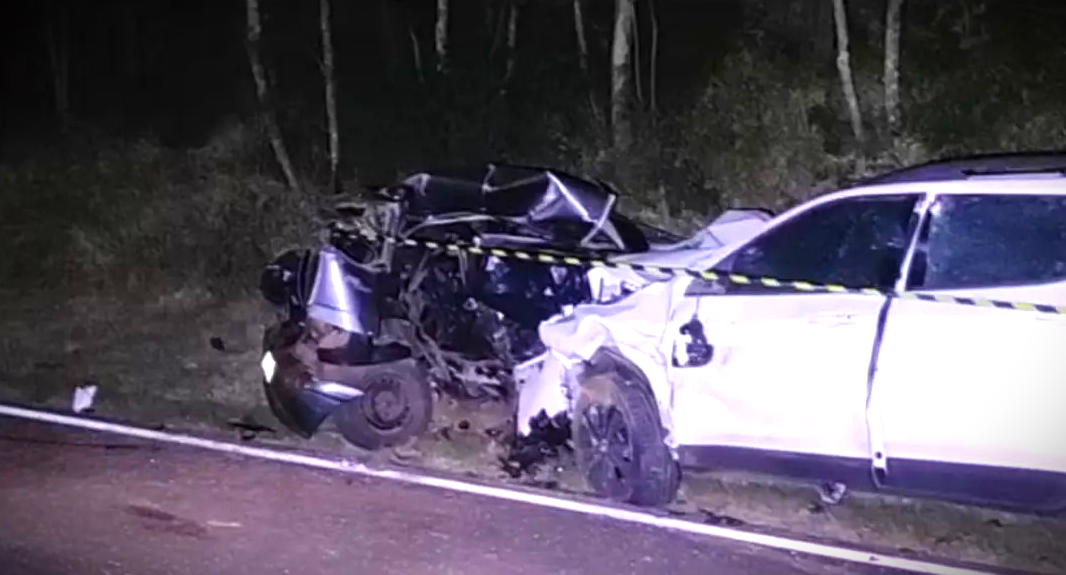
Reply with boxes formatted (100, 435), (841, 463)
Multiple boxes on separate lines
(632, 6), (642, 108)
(611, 0), (635, 154)
(503, 2), (518, 85)
(831, 0), (865, 169)
(320, 0), (340, 192)
(245, 0), (300, 192)
(883, 0), (904, 135)
(649, 0), (659, 115)
(572, 0), (602, 127)
(489, 1), (508, 58)
(409, 25), (425, 84)
(44, 2), (71, 128)
(435, 0), (449, 73)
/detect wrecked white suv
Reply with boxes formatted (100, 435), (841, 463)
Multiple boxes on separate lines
(516, 153), (1066, 512)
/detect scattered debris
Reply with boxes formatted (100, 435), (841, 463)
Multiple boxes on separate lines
(500, 409), (572, 479)
(206, 520), (242, 528)
(390, 440), (423, 462)
(816, 481), (848, 505)
(72, 382), (98, 414)
(699, 509), (745, 527)
(226, 416), (276, 441)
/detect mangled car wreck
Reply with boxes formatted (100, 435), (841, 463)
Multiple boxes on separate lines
(257, 164), (680, 449)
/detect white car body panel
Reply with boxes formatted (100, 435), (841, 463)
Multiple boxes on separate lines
(874, 287), (1066, 474)
(668, 292), (880, 459)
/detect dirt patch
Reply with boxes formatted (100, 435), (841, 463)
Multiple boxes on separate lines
(2, 290), (1065, 575)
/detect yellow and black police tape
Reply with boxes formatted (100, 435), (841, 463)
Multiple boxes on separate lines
(354, 229), (1066, 316)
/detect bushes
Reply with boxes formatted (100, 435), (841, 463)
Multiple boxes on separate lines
(0, 124), (319, 296)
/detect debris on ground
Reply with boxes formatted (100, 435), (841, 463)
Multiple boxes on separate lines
(699, 509), (745, 527)
(499, 409), (572, 479)
(227, 416), (276, 441)
(72, 381), (98, 413)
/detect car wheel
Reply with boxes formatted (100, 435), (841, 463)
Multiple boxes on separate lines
(573, 371), (680, 507)
(333, 362), (433, 450)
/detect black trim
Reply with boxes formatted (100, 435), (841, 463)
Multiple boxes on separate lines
(866, 296), (894, 487)
(677, 445), (1066, 514)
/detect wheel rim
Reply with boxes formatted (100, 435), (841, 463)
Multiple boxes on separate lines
(361, 375), (411, 430)
(578, 403), (637, 500)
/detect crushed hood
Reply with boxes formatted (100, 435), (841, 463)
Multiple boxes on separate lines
(588, 209), (771, 302)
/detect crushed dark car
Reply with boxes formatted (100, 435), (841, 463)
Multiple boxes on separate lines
(256, 163), (672, 449)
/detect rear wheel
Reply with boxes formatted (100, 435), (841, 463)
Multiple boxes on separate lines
(573, 370), (680, 507)
(333, 362), (433, 450)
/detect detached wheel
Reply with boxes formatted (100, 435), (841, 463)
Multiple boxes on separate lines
(574, 371), (680, 507)
(333, 362), (433, 450)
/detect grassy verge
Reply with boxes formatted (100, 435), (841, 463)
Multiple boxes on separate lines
(1, 289), (1063, 575)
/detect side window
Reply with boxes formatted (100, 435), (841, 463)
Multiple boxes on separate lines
(910, 194), (1066, 290)
(719, 194), (920, 289)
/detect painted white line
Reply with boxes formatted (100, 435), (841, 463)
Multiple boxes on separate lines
(0, 403), (991, 575)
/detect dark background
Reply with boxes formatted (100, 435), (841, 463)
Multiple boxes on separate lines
(2, 0), (1065, 292)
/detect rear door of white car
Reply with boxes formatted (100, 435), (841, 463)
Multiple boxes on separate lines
(670, 192), (923, 470)
(872, 191), (1066, 510)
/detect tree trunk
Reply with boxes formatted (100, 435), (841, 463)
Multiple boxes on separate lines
(610, 0), (635, 155)
(648, 0), (659, 115)
(320, 0), (340, 193)
(631, 6), (642, 108)
(572, 0), (602, 127)
(503, 2), (519, 85)
(831, 0), (865, 168)
(245, 0), (300, 192)
(883, 0), (904, 135)
(409, 24), (425, 84)
(44, 2), (71, 128)
(435, 0), (449, 73)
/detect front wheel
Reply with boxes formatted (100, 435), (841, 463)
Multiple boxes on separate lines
(573, 370), (680, 507)
(332, 361), (433, 450)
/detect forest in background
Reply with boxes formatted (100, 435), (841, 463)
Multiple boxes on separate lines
(2, 0), (1066, 295)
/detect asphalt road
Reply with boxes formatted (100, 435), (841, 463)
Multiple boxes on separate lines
(0, 417), (926, 575)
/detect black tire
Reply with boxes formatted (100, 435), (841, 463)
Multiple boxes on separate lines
(332, 362), (433, 450)
(573, 370), (680, 507)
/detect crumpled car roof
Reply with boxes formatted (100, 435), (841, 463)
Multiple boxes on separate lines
(379, 163), (651, 253)
(400, 164), (615, 223)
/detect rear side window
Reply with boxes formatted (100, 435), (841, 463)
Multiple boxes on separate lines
(912, 194), (1066, 290)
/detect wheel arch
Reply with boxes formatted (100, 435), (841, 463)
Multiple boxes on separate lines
(578, 345), (678, 451)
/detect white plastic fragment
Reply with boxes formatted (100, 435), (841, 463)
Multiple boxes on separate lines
(72, 384), (97, 413)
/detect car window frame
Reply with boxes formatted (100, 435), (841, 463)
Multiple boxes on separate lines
(686, 192), (927, 297)
(904, 192), (1066, 292)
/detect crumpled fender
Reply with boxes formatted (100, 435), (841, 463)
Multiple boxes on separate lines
(525, 279), (692, 447)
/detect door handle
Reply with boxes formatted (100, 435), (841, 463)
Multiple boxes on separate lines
(807, 312), (856, 326)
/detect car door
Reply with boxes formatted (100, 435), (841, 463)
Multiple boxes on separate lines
(871, 192), (1066, 510)
(668, 193), (924, 470)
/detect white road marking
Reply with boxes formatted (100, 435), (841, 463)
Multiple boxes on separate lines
(0, 403), (991, 575)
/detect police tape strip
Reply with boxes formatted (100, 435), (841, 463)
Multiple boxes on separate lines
(355, 230), (1066, 315)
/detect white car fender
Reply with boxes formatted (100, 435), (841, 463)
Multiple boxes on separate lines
(521, 279), (691, 447)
